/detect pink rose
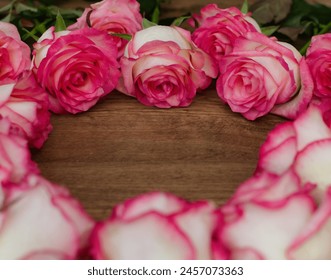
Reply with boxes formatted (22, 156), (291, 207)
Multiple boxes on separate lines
(189, 5), (261, 63)
(120, 25), (218, 108)
(0, 71), (52, 149)
(33, 27), (120, 114)
(91, 192), (218, 259)
(211, 102), (331, 259)
(0, 22), (31, 105)
(0, 117), (38, 187)
(306, 33), (331, 99)
(216, 32), (313, 120)
(217, 181), (331, 259)
(256, 104), (331, 202)
(0, 175), (94, 259)
(68, 0), (142, 58)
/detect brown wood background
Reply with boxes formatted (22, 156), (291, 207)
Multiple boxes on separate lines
(4, 0), (284, 220)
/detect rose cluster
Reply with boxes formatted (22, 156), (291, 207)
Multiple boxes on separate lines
(1, 0), (331, 259)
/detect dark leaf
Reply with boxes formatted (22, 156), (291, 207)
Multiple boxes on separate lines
(251, 0), (292, 24)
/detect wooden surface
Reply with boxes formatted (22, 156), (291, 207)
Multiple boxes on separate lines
(2, 0), (283, 221)
(32, 89), (282, 220)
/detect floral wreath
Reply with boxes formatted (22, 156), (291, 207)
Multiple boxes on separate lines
(0, 0), (331, 260)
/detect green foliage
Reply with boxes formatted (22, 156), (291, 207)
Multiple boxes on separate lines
(241, 0), (249, 14)
(251, 0), (331, 53)
(0, 0), (82, 42)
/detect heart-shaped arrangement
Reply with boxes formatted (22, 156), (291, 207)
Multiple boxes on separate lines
(0, 0), (331, 260)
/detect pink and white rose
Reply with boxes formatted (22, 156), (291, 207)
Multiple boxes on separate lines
(0, 22), (31, 108)
(0, 117), (38, 188)
(216, 32), (313, 120)
(0, 71), (52, 149)
(0, 175), (94, 259)
(91, 192), (218, 259)
(306, 33), (331, 99)
(256, 104), (331, 202)
(189, 5), (261, 63)
(33, 27), (121, 114)
(0, 22), (31, 87)
(68, 0), (142, 58)
(120, 25), (218, 108)
(217, 183), (331, 259)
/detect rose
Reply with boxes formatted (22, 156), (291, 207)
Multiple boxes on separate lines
(256, 104), (331, 203)
(217, 181), (331, 259)
(306, 33), (331, 99)
(0, 71), (52, 149)
(68, 0), (142, 58)
(0, 117), (38, 187)
(189, 4), (261, 63)
(0, 22), (31, 105)
(33, 27), (121, 114)
(0, 175), (94, 259)
(216, 32), (313, 120)
(211, 103), (331, 259)
(91, 192), (218, 259)
(120, 25), (218, 108)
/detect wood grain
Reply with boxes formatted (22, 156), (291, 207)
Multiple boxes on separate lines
(32, 89), (283, 220)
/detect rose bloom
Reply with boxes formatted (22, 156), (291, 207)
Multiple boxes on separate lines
(0, 22), (31, 104)
(68, 0), (142, 58)
(0, 22), (30, 84)
(120, 25), (218, 108)
(189, 4), (261, 63)
(33, 27), (120, 114)
(256, 104), (331, 203)
(214, 104), (331, 259)
(0, 117), (38, 187)
(0, 175), (94, 259)
(216, 32), (313, 120)
(306, 33), (331, 99)
(0, 71), (52, 149)
(217, 181), (331, 259)
(91, 192), (218, 259)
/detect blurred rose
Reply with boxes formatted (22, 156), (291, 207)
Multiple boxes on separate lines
(216, 32), (313, 120)
(0, 175), (94, 259)
(217, 183), (331, 259)
(189, 4), (260, 63)
(33, 27), (120, 114)
(306, 34), (331, 99)
(0, 117), (38, 187)
(255, 104), (331, 202)
(68, 0), (142, 58)
(92, 192), (218, 259)
(120, 25), (217, 108)
(0, 71), (52, 149)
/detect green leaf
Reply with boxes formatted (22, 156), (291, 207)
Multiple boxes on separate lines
(1, 13), (12, 23)
(241, 0), (249, 14)
(111, 33), (132, 41)
(171, 16), (190, 27)
(55, 10), (66, 32)
(151, 6), (160, 24)
(14, 3), (38, 14)
(261, 25), (280, 36)
(142, 18), (157, 29)
(251, 0), (292, 25)
(21, 28), (39, 41)
(0, 1), (15, 13)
